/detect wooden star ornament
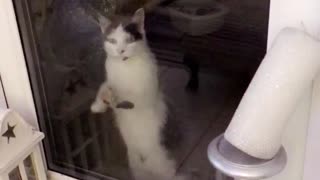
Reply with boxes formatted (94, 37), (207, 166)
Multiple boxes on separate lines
(2, 123), (16, 144)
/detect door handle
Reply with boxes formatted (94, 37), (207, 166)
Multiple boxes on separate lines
(208, 134), (286, 180)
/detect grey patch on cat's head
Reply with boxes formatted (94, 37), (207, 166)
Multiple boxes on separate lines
(99, 8), (145, 40)
(124, 23), (142, 41)
(126, 8), (145, 39)
(101, 16), (129, 35)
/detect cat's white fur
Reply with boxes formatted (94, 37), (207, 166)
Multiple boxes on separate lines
(91, 9), (184, 180)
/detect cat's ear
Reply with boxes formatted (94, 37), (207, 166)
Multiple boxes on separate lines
(98, 14), (111, 34)
(132, 8), (145, 33)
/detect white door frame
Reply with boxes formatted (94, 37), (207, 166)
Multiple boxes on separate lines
(0, 76), (7, 108)
(0, 0), (319, 179)
(0, 0), (76, 179)
(0, 0), (38, 128)
(267, 0), (320, 180)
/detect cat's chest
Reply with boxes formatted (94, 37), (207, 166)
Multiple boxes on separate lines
(106, 57), (154, 93)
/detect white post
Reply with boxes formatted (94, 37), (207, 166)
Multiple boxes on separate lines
(19, 163), (28, 180)
(31, 146), (47, 180)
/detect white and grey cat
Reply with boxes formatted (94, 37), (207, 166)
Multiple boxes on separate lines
(91, 8), (185, 180)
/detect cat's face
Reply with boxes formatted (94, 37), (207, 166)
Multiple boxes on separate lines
(100, 9), (145, 60)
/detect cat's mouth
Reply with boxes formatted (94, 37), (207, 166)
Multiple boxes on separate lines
(123, 57), (129, 61)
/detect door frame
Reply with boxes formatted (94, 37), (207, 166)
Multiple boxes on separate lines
(0, 0), (319, 179)
(0, 0), (38, 128)
(0, 0), (75, 179)
(0, 74), (8, 108)
(0, 76), (7, 108)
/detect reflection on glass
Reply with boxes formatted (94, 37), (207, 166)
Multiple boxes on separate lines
(9, 167), (22, 180)
(14, 0), (270, 179)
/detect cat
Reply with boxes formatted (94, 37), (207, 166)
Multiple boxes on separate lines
(90, 8), (186, 180)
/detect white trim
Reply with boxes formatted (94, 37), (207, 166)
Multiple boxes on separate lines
(303, 76), (320, 180)
(31, 146), (47, 180)
(0, 0), (52, 178)
(48, 171), (78, 180)
(267, 0), (320, 179)
(0, 77), (7, 108)
(18, 162), (28, 180)
(0, 1), (80, 179)
(0, 0), (38, 129)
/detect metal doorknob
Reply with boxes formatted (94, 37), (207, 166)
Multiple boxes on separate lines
(207, 134), (287, 180)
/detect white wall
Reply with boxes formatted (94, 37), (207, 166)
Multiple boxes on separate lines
(267, 0), (320, 179)
(268, 0), (320, 47)
(303, 76), (320, 180)
(266, 90), (311, 180)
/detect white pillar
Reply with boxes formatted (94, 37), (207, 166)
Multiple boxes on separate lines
(31, 146), (47, 180)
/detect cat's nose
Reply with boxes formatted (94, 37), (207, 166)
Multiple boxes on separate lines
(120, 50), (125, 54)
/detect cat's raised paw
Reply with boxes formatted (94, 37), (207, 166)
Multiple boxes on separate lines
(90, 100), (108, 113)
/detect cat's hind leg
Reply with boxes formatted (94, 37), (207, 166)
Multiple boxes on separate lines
(135, 148), (178, 180)
(127, 149), (151, 180)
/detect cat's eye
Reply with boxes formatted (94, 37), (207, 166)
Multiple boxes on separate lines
(107, 38), (117, 44)
(126, 36), (135, 43)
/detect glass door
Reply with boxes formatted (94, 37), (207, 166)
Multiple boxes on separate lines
(9, 1), (270, 179)
(3, 0), (316, 179)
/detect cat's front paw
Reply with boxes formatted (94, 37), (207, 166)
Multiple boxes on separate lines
(91, 100), (108, 113)
(103, 87), (117, 108)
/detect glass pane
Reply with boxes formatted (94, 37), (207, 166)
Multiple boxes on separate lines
(13, 0), (270, 179)
(24, 155), (37, 180)
(9, 167), (22, 180)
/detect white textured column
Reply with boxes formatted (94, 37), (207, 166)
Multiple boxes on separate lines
(225, 28), (320, 159)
